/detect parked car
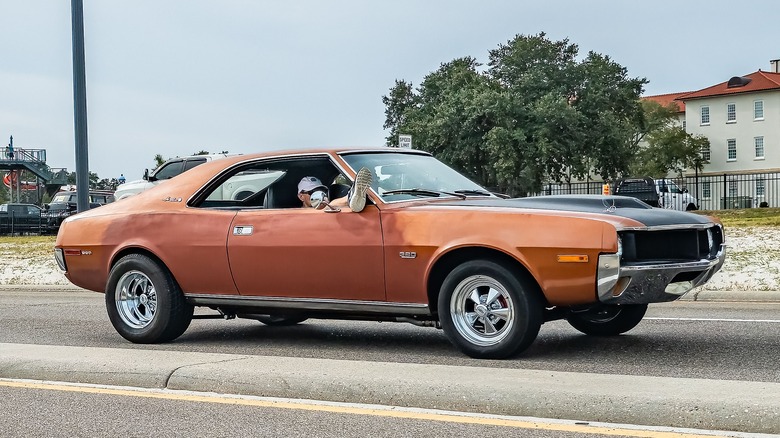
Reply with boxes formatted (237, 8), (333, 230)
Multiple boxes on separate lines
(614, 177), (698, 211)
(54, 148), (725, 359)
(42, 190), (115, 233)
(115, 154), (235, 200)
(0, 203), (42, 234)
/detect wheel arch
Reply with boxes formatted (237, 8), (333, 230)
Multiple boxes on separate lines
(109, 246), (177, 288)
(426, 246), (547, 315)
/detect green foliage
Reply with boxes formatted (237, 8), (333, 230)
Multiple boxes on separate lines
(629, 100), (708, 178)
(153, 154), (166, 169)
(382, 32), (648, 196)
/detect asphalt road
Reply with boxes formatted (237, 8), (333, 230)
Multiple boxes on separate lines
(2, 288), (780, 435)
(1, 288), (779, 382)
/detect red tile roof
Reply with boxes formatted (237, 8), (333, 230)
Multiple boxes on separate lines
(678, 70), (780, 101)
(642, 92), (688, 112)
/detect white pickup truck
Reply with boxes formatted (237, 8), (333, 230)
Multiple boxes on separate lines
(614, 177), (698, 211)
(115, 154), (232, 200)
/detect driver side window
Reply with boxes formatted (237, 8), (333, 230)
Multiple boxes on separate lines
(195, 155), (350, 210)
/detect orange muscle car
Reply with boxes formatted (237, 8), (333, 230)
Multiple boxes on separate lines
(54, 148), (725, 358)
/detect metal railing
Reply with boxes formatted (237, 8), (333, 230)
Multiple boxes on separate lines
(536, 172), (780, 210)
(0, 211), (44, 235)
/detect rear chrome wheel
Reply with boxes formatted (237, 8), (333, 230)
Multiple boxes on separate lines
(106, 254), (193, 343)
(438, 260), (542, 359)
(115, 271), (157, 329)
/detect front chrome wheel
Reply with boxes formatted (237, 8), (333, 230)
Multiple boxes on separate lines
(115, 270), (158, 329)
(438, 260), (542, 359)
(450, 275), (515, 347)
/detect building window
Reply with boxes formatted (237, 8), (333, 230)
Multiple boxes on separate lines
(700, 106), (710, 125)
(726, 103), (736, 123)
(727, 139), (737, 161)
(728, 180), (738, 197)
(683, 120), (687, 130)
(756, 177), (765, 197)
(755, 136), (765, 159)
(700, 144), (711, 161)
(754, 100), (764, 120)
(702, 181), (711, 199)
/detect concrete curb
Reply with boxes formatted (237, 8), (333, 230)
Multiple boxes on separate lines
(1, 342), (778, 434)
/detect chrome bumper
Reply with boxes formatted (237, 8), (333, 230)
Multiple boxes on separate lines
(598, 244), (726, 305)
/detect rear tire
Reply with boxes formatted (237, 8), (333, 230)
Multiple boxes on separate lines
(437, 260), (542, 359)
(105, 254), (193, 343)
(567, 304), (647, 336)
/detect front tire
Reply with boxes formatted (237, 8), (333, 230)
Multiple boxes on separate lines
(105, 253), (193, 343)
(567, 304), (647, 336)
(438, 260), (542, 359)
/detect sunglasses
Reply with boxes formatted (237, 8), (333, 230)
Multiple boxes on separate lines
(300, 188), (327, 195)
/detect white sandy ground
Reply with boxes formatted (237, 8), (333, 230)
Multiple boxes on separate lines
(0, 227), (776, 291)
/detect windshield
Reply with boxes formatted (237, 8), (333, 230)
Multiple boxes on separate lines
(341, 152), (491, 202)
(52, 193), (75, 203)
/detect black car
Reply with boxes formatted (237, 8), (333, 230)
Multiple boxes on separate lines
(0, 203), (43, 234)
(42, 190), (115, 233)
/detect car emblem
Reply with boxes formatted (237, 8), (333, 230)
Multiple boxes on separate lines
(233, 225), (253, 236)
(399, 251), (416, 259)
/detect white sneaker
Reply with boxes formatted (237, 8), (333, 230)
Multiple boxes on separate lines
(348, 167), (372, 212)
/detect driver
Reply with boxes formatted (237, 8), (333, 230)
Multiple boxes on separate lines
(297, 176), (334, 208)
(297, 168), (372, 211)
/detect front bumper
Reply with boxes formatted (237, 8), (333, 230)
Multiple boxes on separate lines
(598, 244), (726, 305)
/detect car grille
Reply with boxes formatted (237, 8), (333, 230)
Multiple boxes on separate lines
(619, 226), (723, 263)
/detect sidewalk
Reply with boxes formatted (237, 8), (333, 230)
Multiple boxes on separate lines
(1, 342), (779, 434)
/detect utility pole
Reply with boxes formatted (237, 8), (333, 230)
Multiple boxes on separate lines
(71, 0), (89, 212)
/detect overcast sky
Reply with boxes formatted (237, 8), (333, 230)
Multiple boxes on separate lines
(1, 1), (778, 181)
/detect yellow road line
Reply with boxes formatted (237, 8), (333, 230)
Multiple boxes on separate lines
(0, 379), (719, 437)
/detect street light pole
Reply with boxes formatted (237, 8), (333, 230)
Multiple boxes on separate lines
(71, 0), (89, 212)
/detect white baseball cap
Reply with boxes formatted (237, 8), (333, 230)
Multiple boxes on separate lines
(298, 176), (327, 193)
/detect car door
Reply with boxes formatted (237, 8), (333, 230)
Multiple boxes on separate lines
(227, 205), (386, 301)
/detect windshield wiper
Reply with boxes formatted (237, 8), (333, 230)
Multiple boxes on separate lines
(454, 189), (493, 197)
(382, 188), (466, 199)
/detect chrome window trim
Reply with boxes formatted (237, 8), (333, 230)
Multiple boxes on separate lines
(187, 152), (384, 209)
(184, 294), (431, 316)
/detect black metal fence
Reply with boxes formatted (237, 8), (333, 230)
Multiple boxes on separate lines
(536, 172), (780, 210)
(0, 212), (44, 235)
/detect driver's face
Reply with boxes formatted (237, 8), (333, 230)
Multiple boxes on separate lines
(298, 192), (313, 207)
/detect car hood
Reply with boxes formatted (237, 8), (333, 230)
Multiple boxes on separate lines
(433, 195), (713, 228)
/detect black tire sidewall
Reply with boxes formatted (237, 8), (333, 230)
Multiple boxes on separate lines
(567, 304), (648, 336)
(105, 254), (192, 343)
(437, 260), (542, 359)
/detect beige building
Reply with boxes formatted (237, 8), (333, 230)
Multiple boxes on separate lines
(679, 63), (780, 176)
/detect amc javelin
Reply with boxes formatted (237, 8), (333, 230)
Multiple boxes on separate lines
(54, 148), (725, 359)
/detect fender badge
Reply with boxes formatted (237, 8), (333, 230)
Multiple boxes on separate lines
(399, 251), (417, 259)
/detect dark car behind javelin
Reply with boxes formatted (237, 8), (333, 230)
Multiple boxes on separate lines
(0, 203), (43, 235)
(42, 190), (115, 233)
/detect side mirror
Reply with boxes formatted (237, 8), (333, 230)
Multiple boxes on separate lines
(143, 169), (150, 181)
(309, 190), (340, 213)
